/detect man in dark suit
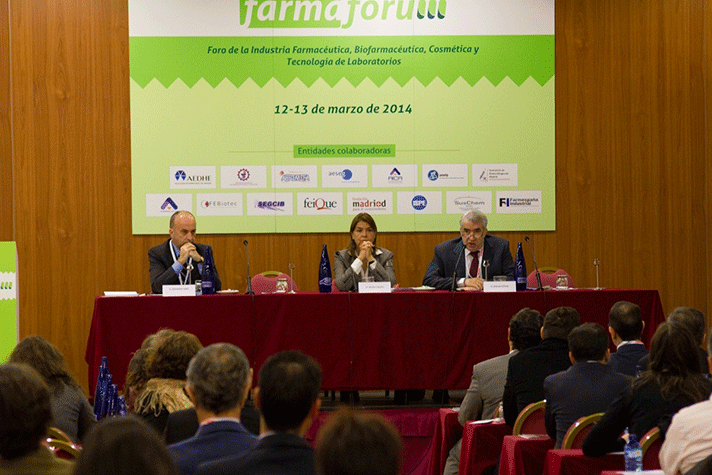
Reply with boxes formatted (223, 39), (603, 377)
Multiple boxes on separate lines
(423, 210), (515, 290)
(168, 343), (257, 475)
(197, 350), (322, 475)
(148, 210), (221, 294)
(164, 400), (260, 444)
(544, 323), (632, 448)
(607, 301), (647, 376)
(502, 306), (580, 427)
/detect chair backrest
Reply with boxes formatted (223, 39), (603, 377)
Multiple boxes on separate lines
(249, 272), (298, 293)
(526, 269), (575, 289)
(640, 426), (661, 469)
(513, 400), (547, 435)
(46, 426), (72, 443)
(44, 439), (81, 459)
(561, 412), (603, 449)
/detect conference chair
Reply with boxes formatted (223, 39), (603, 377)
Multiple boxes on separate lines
(44, 439), (81, 460)
(526, 268), (575, 289)
(46, 426), (72, 443)
(512, 400), (547, 435)
(561, 412), (603, 449)
(640, 426), (662, 469)
(249, 271), (298, 293)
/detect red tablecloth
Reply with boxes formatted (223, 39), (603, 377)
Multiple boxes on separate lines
(543, 450), (624, 475)
(499, 435), (555, 475)
(460, 421), (512, 475)
(86, 289), (664, 393)
(427, 409), (462, 475)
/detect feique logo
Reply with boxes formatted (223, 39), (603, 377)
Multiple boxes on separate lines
(303, 197), (338, 210)
(175, 170), (187, 181)
(237, 169), (250, 181)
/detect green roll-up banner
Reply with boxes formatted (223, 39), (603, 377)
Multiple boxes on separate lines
(0, 242), (18, 362)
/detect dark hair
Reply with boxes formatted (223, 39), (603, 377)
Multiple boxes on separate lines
(568, 323), (609, 362)
(187, 343), (251, 414)
(542, 307), (580, 340)
(608, 301), (643, 341)
(509, 308), (543, 351)
(0, 363), (53, 460)
(145, 331), (203, 380)
(124, 349), (149, 396)
(73, 416), (178, 475)
(668, 307), (706, 345)
(632, 322), (711, 403)
(8, 335), (80, 395)
(315, 407), (402, 475)
(346, 213), (378, 256)
(257, 350), (322, 432)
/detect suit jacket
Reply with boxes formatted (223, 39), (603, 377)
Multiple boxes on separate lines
(169, 420), (257, 475)
(607, 343), (648, 376)
(149, 239), (222, 294)
(196, 432), (315, 475)
(422, 235), (515, 290)
(502, 338), (572, 427)
(459, 350), (518, 425)
(164, 401), (261, 444)
(544, 362), (632, 448)
(333, 248), (396, 291)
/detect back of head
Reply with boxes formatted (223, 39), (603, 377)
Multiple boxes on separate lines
(258, 350), (322, 432)
(8, 335), (77, 394)
(74, 416), (178, 475)
(542, 307), (580, 340)
(667, 307), (706, 345)
(146, 331), (203, 380)
(187, 343), (251, 414)
(315, 407), (402, 475)
(608, 301), (643, 341)
(0, 363), (53, 461)
(509, 308), (544, 351)
(568, 323), (608, 362)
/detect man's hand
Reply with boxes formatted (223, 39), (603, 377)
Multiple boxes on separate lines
(464, 277), (485, 291)
(179, 243), (203, 264)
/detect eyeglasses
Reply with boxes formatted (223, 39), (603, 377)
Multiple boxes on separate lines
(461, 228), (485, 237)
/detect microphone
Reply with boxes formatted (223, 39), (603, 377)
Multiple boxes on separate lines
(524, 236), (543, 291)
(243, 240), (254, 295)
(450, 242), (466, 292)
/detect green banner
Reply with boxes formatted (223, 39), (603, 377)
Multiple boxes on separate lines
(0, 242), (17, 363)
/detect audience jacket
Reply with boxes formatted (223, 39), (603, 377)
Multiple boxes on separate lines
(502, 338), (572, 427)
(422, 235), (515, 290)
(169, 420), (257, 475)
(0, 447), (74, 475)
(196, 432), (315, 475)
(333, 248), (397, 291)
(544, 362), (632, 448)
(148, 239), (222, 294)
(659, 394), (712, 475)
(51, 382), (97, 443)
(164, 401), (261, 444)
(607, 343), (648, 376)
(582, 378), (711, 457)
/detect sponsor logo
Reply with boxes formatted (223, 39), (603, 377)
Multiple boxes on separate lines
(479, 169), (488, 182)
(303, 197), (338, 210)
(352, 199), (388, 208)
(280, 171), (310, 182)
(454, 197), (486, 207)
(327, 169), (353, 180)
(412, 195), (428, 211)
(0, 280), (12, 290)
(161, 198), (179, 210)
(237, 169), (250, 181)
(255, 200), (287, 211)
(427, 170), (439, 181)
(175, 170), (187, 181)
(496, 191), (542, 214)
(388, 168), (403, 183)
(201, 200), (240, 208)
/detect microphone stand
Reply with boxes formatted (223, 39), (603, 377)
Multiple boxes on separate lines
(243, 240), (254, 295)
(524, 236), (543, 291)
(450, 242), (465, 292)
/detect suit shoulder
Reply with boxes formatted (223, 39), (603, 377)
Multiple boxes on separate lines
(434, 237), (461, 253)
(485, 234), (510, 248)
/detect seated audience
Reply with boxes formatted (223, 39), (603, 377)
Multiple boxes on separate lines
(582, 322), (712, 457)
(502, 306), (580, 427)
(168, 343), (257, 475)
(73, 416), (178, 475)
(197, 350), (322, 475)
(607, 301), (647, 376)
(8, 335), (96, 442)
(544, 323), (632, 448)
(0, 363), (74, 475)
(659, 331), (712, 475)
(164, 400), (260, 444)
(443, 308), (543, 475)
(125, 328), (177, 413)
(135, 331), (203, 434)
(315, 407), (402, 475)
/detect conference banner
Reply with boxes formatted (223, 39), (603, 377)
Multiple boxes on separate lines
(0, 242), (17, 362)
(130, 0), (555, 234)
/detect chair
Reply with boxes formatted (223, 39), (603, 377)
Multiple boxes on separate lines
(526, 268), (575, 289)
(513, 400), (547, 435)
(46, 426), (72, 443)
(249, 272), (298, 293)
(640, 426), (661, 469)
(44, 439), (81, 459)
(561, 412), (603, 449)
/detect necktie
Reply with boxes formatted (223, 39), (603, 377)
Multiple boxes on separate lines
(470, 250), (479, 278)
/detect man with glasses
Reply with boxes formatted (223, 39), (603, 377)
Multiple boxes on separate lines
(423, 210), (515, 290)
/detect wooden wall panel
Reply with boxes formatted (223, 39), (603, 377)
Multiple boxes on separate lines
(0, 0), (12, 242)
(6, 0), (711, 391)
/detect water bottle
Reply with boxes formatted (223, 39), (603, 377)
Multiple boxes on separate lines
(514, 242), (527, 291)
(200, 245), (216, 295)
(93, 357), (108, 420)
(624, 432), (643, 472)
(318, 244), (332, 293)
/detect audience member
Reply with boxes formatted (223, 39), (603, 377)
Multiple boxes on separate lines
(197, 350), (322, 475)
(315, 407), (402, 475)
(168, 344), (257, 475)
(8, 335), (96, 442)
(659, 330), (712, 474)
(667, 307), (709, 375)
(125, 328), (176, 413)
(582, 322), (712, 457)
(544, 323), (632, 448)
(135, 331), (203, 434)
(502, 306), (580, 427)
(443, 308), (543, 475)
(164, 401), (260, 444)
(0, 363), (74, 475)
(607, 301), (647, 376)
(73, 416), (178, 475)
